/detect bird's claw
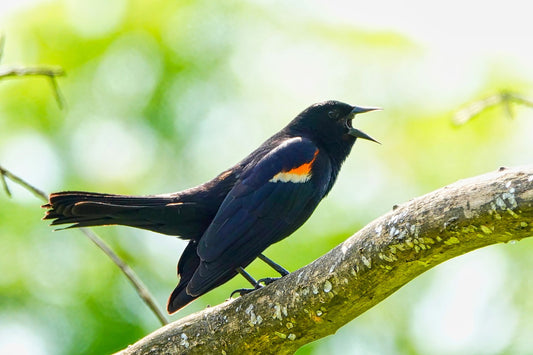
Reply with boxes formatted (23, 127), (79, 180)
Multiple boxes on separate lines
(230, 285), (262, 299)
(230, 275), (285, 299)
(257, 277), (281, 285)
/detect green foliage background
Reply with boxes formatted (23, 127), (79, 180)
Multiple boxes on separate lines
(1, 1), (532, 354)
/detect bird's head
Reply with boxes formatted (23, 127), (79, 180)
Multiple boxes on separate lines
(290, 100), (380, 152)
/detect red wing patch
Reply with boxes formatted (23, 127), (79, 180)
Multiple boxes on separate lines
(269, 149), (319, 183)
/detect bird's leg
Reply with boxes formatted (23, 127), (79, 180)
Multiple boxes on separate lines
(230, 256), (290, 298)
(237, 266), (261, 287)
(257, 254), (290, 285)
(258, 254), (289, 276)
(230, 267), (263, 298)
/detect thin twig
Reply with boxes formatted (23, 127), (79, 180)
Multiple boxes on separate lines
(454, 90), (533, 125)
(47, 75), (66, 109)
(80, 227), (169, 325)
(0, 165), (47, 199)
(0, 66), (65, 79)
(0, 66), (66, 108)
(0, 164), (169, 325)
(510, 93), (533, 108)
(1, 172), (11, 197)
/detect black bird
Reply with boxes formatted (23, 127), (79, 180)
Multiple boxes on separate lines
(43, 100), (379, 314)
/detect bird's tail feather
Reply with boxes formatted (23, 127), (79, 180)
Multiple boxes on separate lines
(43, 191), (179, 232)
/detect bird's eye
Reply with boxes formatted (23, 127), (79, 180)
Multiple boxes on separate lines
(328, 110), (338, 119)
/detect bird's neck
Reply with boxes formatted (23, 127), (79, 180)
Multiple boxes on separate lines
(318, 136), (356, 195)
(325, 134), (355, 167)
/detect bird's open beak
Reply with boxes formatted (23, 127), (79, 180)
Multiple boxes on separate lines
(347, 106), (381, 144)
(348, 127), (380, 144)
(350, 106), (381, 115)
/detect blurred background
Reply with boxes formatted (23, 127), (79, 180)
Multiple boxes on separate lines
(1, 0), (532, 354)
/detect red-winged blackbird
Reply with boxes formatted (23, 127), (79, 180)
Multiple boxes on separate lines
(43, 100), (379, 314)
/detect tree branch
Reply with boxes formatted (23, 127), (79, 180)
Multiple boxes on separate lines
(453, 91), (533, 125)
(117, 166), (533, 355)
(0, 66), (66, 109)
(0, 34), (66, 109)
(0, 66), (65, 79)
(0, 165), (47, 199)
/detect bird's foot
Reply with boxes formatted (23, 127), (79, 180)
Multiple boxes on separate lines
(230, 285), (262, 299)
(257, 276), (282, 286)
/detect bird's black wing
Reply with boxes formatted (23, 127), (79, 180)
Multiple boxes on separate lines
(186, 137), (332, 297)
